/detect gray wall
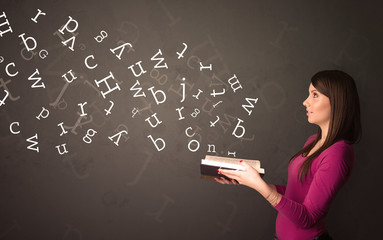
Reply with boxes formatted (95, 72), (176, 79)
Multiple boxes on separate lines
(0, 0), (382, 239)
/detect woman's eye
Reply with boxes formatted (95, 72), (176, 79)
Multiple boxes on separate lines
(313, 93), (318, 98)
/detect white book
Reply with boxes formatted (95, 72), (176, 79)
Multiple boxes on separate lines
(200, 155), (265, 180)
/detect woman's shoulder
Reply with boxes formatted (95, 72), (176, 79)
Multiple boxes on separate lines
(321, 139), (354, 165)
(326, 139), (354, 154)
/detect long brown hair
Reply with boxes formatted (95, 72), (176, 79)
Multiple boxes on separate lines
(291, 70), (362, 182)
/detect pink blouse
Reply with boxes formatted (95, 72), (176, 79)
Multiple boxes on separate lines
(274, 134), (354, 240)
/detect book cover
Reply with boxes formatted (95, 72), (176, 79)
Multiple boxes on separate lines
(200, 155), (265, 180)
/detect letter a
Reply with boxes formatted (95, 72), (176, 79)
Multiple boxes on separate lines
(108, 130), (128, 146)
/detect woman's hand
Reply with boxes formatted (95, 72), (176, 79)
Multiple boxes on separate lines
(214, 177), (240, 185)
(214, 161), (281, 206)
(214, 161), (265, 192)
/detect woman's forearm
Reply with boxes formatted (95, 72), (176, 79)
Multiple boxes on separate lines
(254, 183), (281, 207)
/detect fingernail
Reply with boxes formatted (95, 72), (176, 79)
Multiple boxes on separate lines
(240, 160), (243, 163)
(213, 178), (217, 181)
(217, 169), (220, 171)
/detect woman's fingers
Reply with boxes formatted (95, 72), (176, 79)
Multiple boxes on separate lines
(219, 169), (238, 179)
(231, 179), (240, 185)
(240, 160), (250, 169)
(214, 177), (233, 184)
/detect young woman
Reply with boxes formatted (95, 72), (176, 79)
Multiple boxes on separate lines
(214, 70), (361, 240)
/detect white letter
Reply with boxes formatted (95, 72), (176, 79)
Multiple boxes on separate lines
(130, 80), (146, 97)
(228, 151), (236, 157)
(28, 68), (45, 88)
(232, 118), (246, 138)
(210, 116), (220, 127)
(62, 69), (77, 83)
(242, 97), (258, 116)
(83, 129), (97, 144)
(207, 144), (216, 153)
(227, 74), (242, 92)
(199, 62), (212, 71)
(26, 133), (39, 152)
(5, 62), (18, 77)
(36, 106), (49, 120)
(147, 135), (166, 152)
(59, 16), (78, 34)
(104, 101), (114, 115)
(176, 107), (185, 120)
(94, 71), (121, 99)
(78, 102), (87, 116)
(39, 49), (48, 59)
(10, 121), (20, 134)
(55, 143), (68, 155)
(210, 88), (225, 97)
(0, 90), (9, 106)
(18, 33), (37, 52)
(192, 89), (203, 99)
(57, 122), (68, 136)
(148, 86), (166, 105)
(128, 61), (147, 77)
(145, 113), (162, 128)
(108, 130), (128, 146)
(31, 9), (46, 23)
(110, 42), (133, 60)
(151, 49), (168, 69)
(176, 42), (188, 59)
(84, 55), (98, 69)
(0, 11), (13, 37)
(94, 30), (108, 43)
(188, 139), (200, 152)
(185, 127), (195, 137)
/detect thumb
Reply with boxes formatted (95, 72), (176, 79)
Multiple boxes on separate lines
(239, 160), (250, 169)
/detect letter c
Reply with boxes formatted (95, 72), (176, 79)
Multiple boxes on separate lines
(84, 55), (98, 69)
(185, 127), (195, 138)
(6, 62), (19, 77)
(10, 122), (20, 134)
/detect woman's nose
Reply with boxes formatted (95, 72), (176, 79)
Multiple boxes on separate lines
(303, 97), (309, 107)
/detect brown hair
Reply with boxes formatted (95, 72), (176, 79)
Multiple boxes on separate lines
(291, 70), (362, 182)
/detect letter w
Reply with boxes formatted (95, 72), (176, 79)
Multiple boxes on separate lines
(26, 133), (39, 152)
(151, 49), (168, 69)
(28, 68), (45, 88)
(242, 97), (258, 116)
(130, 80), (146, 97)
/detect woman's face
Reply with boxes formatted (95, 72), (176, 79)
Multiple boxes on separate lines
(303, 83), (331, 128)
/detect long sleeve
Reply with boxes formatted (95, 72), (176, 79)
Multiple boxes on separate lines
(274, 143), (353, 229)
(275, 184), (286, 195)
